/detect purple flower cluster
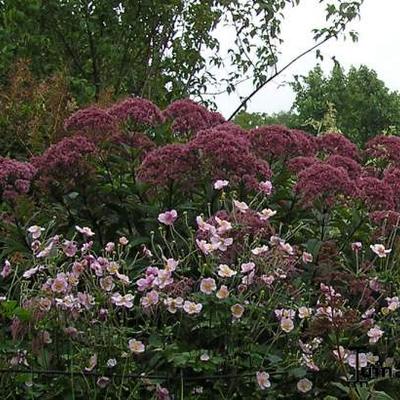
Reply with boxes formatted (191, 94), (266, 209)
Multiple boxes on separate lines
(325, 155), (362, 179)
(249, 125), (317, 162)
(212, 121), (246, 136)
(290, 129), (318, 157)
(288, 156), (320, 174)
(163, 99), (225, 135)
(249, 125), (294, 160)
(111, 132), (156, 160)
(138, 124), (271, 192)
(32, 136), (97, 191)
(370, 210), (400, 230)
(0, 157), (37, 201)
(109, 98), (164, 128)
(189, 127), (271, 190)
(44, 98), (400, 216)
(288, 154), (363, 179)
(64, 106), (116, 137)
(317, 132), (359, 160)
(364, 135), (400, 166)
(294, 162), (355, 207)
(137, 144), (197, 190)
(290, 154), (397, 211)
(33, 136), (97, 174)
(356, 177), (395, 211)
(383, 167), (400, 201)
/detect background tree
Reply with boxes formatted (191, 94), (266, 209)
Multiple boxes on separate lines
(0, 0), (362, 106)
(290, 63), (400, 145)
(233, 110), (296, 129)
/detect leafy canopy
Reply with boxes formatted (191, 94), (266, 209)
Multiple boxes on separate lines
(291, 63), (400, 145)
(233, 110), (296, 129)
(0, 0), (363, 105)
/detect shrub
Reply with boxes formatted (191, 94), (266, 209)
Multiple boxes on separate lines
(2, 98), (400, 398)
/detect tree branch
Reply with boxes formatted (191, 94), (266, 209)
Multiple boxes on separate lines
(82, 1), (100, 99)
(53, 23), (85, 76)
(228, 35), (332, 121)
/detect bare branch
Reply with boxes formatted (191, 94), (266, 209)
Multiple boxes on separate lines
(228, 35), (332, 121)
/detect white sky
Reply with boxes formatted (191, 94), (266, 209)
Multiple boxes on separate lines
(211, 0), (400, 118)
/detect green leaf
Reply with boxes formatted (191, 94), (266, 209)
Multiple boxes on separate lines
(289, 367), (307, 378)
(149, 334), (163, 348)
(66, 192), (79, 200)
(127, 236), (150, 247)
(330, 382), (350, 394)
(0, 300), (17, 317)
(304, 238), (323, 256)
(14, 307), (32, 321)
(267, 354), (282, 364)
(371, 391), (396, 400)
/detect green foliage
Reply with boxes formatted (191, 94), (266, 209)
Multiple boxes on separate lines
(290, 63), (400, 145)
(0, 0), (363, 105)
(2, 96), (400, 398)
(233, 110), (296, 129)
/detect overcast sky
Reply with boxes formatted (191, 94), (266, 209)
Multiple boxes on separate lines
(211, 0), (400, 118)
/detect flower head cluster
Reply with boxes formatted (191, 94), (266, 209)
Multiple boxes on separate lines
(163, 99), (224, 135)
(111, 132), (156, 160)
(196, 204), (276, 264)
(275, 308), (296, 332)
(136, 260), (181, 309)
(249, 125), (295, 160)
(137, 143), (197, 191)
(64, 106), (116, 138)
(195, 213), (234, 256)
(189, 127), (271, 190)
(364, 135), (400, 166)
(335, 347), (380, 370)
(112, 293), (134, 308)
(32, 136), (97, 192)
(135, 262), (204, 316)
(326, 154), (362, 179)
(356, 177), (395, 211)
(108, 97), (164, 127)
(383, 166), (400, 202)
(294, 162), (355, 207)
(249, 126), (318, 162)
(287, 156), (319, 174)
(289, 129), (318, 157)
(317, 132), (359, 160)
(320, 283), (342, 302)
(0, 157), (37, 201)
(19, 230), (135, 323)
(299, 338), (322, 371)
